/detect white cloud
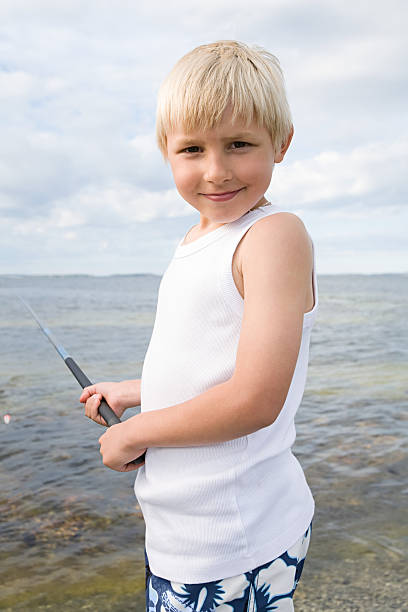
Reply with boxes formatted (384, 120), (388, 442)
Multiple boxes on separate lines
(10, 184), (189, 236)
(0, 70), (35, 97)
(289, 37), (405, 89)
(271, 139), (408, 210)
(0, 0), (407, 274)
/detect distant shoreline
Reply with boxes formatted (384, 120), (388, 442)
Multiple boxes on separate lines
(1, 272), (406, 279)
(0, 272), (162, 279)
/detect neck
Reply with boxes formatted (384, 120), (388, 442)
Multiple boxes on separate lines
(250, 199), (270, 211)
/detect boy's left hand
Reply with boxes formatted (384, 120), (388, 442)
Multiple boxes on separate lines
(98, 421), (146, 472)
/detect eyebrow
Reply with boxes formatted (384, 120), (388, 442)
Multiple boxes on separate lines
(226, 132), (257, 140)
(173, 132), (257, 146)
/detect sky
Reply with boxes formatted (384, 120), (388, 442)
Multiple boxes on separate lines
(1, 0), (407, 275)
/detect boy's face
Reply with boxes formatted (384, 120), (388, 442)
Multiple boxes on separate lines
(166, 107), (288, 226)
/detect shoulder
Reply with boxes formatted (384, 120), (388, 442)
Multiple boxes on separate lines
(247, 211), (309, 239)
(241, 212), (313, 270)
(237, 212), (314, 315)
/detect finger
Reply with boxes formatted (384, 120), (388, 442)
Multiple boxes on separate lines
(84, 394), (98, 417)
(123, 459), (145, 472)
(81, 385), (96, 399)
(79, 385), (97, 403)
(85, 394), (102, 420)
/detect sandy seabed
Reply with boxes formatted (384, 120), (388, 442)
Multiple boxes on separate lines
(295, 539), (407, 611)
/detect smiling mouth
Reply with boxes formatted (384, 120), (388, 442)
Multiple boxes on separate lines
(202, 188), (244, 202)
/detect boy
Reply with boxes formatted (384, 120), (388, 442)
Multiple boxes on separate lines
(81, 40), (317, 611)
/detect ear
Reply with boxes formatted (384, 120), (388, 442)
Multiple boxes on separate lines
(274, 125), (294, 163)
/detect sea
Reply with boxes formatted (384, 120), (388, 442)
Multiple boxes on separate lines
(0, 274), (407, 611)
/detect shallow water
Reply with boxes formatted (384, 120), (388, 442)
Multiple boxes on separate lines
(0, 273), (407, 610)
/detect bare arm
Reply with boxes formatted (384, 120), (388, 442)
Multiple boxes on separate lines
(99, 214), (313, 470)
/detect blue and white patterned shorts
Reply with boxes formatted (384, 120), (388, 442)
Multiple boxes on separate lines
(145, 523), (311, 611)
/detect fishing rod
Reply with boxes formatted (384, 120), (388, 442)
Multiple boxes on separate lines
(20, 298), (145, 466)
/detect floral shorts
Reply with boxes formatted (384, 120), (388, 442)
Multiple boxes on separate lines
(145, 523), (311, 611)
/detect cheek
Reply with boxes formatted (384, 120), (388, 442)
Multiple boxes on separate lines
(240, 158), (273, 189)
(170, 162), (197, 194)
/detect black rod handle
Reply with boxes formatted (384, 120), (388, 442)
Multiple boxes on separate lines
(65, 356), (93, 388)
(65, 356), (145, 466)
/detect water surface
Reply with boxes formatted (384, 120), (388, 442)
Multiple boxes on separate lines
(0, 274), (407, 610)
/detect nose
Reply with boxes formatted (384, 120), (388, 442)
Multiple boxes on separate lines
(203, 151), (233, 184)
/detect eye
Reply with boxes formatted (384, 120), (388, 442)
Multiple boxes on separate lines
(230, 141), (251, 149)
(181, 146), (201, 154)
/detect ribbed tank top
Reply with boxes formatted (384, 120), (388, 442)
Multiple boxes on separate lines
(134, 204), (318, 583)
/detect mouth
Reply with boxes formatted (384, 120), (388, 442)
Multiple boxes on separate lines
(201, 188), (244, 202)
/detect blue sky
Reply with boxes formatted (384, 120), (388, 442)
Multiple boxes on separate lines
(1, 0), (407, 275)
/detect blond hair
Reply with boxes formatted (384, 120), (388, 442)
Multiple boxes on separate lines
(156, 40), (292, 157)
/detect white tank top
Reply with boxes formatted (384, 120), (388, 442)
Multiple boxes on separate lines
(135, 204), (318, 583)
